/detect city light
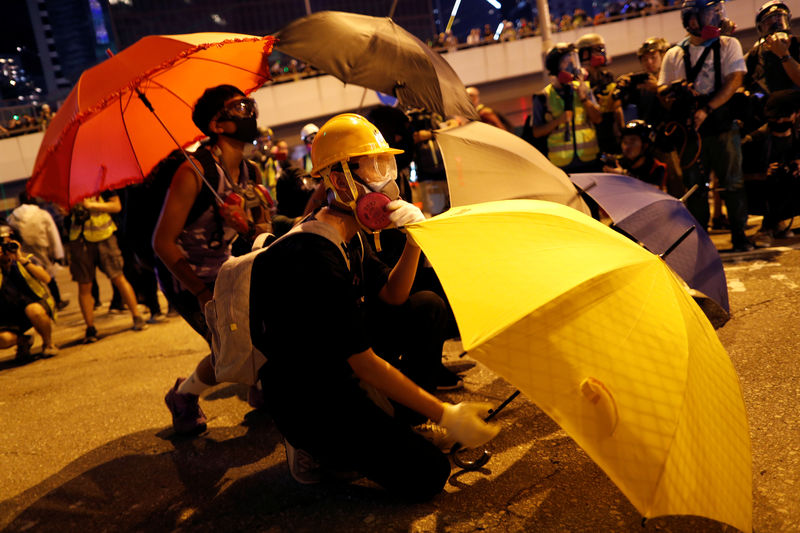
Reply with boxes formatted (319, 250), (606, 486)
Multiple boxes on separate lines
(485, 0), (502, 8)
(493, 22), (504, 40)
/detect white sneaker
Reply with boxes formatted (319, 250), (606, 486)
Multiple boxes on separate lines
(413, 422), (456, 453)
(284, 439), (322, 485)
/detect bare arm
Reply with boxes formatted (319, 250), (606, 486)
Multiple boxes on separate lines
(348, 349), (444, 422)
(83, 195), (121, 214)
(763, 34), (800, 88)
(694, 71), (744, 129)
(577, 84), (603, 124)
(532, 111), (567, 138)
(18, 253), (51, 284)
(379, 239), (422, 305)
(152, 161), (208, 298)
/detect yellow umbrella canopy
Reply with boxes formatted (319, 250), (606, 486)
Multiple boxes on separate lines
(406, 200), (751, 533)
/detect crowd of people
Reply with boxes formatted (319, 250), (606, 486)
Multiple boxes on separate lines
(526, 0), (800, 252)
(2, 0), (799, 501)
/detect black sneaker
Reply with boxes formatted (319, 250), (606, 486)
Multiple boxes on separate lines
(55, 299), (70, 311)
(164, 377), (207, 435)
(732, 240), (755, 253)
(15, 334), (33, 361)
(436, 365), (464, 391)
(84, 326), (99, 343)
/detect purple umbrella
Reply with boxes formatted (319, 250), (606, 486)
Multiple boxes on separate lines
(570, 173), (729, 326)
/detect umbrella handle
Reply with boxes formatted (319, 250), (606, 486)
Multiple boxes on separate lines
(449, 390), (520, 471)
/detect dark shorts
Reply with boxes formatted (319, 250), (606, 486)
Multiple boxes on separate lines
(68, 234), (124, 284)
(0, 298), (48, 333)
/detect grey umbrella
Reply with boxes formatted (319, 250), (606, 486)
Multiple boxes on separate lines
(275, 10), (479, 121)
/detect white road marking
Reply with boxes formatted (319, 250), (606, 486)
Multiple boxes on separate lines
(725, 260), (781, 272)
(728, 278), (746, 292)
(770, 274), (799, 290)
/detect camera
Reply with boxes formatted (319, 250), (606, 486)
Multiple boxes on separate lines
(612, 72), (653, 106)
(599, 153), (618, 166)
(71, 204), (91, 226)
(407, 109), (436, 133)
(2, 241), (19, 254)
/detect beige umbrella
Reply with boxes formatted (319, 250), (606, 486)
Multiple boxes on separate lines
(435, 121), (590, 214)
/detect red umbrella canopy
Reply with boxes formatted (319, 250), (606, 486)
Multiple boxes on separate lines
(29, 32), (274, 207)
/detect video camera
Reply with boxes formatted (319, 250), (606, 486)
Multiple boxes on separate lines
(612, 72), (652, 106)
(599, 153), (619, 167)
(660, 79), (701, 123)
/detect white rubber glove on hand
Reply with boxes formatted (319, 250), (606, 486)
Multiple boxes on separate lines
(439, 402), (500, 449)
(386, 199), (425, 229)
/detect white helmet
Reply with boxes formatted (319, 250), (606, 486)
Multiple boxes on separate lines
(300, 123), (319, 143)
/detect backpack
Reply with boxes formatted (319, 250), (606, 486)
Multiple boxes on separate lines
(204, 219), (350, 385)
(120, 146), (221, 268)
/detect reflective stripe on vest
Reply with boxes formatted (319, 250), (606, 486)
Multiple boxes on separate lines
(544, 83), (599, 168)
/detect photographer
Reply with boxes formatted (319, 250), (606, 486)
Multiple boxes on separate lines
(659, 0), (751, 251)
(0, 225), (58, 360)
(577, 33), (624, 154)
(744, 1), (800, 95)
(602, 120), (668, 189)
(532, 43), (602, 172)
(744, 90), (800, 244)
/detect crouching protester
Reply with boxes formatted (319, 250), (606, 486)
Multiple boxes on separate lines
(0, 225), (58, 360)
(153, 84), (272, 435)
(250, 114), (500, 498)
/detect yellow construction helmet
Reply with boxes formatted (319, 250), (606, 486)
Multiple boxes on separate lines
(310, 113), (403, 176)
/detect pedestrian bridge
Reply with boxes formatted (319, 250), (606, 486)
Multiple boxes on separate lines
(0, 0), (766, 187)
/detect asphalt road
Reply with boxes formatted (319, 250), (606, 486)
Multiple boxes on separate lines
(1, 233), (799, 533)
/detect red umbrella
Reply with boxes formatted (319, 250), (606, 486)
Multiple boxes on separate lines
(28, 32), (274, 207)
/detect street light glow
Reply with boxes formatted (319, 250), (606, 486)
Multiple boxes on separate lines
(485, 0), (502, 8)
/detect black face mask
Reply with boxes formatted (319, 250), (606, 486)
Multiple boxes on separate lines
(768, 120), (794, 133)
(222, 116), (259, 143)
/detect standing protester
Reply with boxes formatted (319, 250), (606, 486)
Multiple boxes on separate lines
(466, 86), (509, 131)
(532, 43), (602, 173)
(298, 123), (319, 173)
(155, 85), (272, 435)
(744, 1), (800, 95)
(576, 33), (624, 153)
(68, 192), (147, 342)
(251, 113), (498, 495)
(659, 0), (752, 251)
(0, 225), (58, 360)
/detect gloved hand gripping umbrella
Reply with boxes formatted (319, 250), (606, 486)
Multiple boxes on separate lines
(404, 200), (752, 533)
(28, 32), (275, 207)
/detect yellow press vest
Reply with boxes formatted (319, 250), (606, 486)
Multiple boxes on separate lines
(69, 199), (117, 243)
(0, 259), (55, 316)
(544, 83), (599, 168)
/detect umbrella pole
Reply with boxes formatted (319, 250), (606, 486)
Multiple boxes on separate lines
(660, 225), (696, 259)
(679, 183), (699, 204)
(135, 88), (224, 204)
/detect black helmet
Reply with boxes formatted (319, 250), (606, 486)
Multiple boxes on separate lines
(545, 43), (575, 76)
(637, 37), (671, 57)
(681, 0), (725, 36)
(756, 0), (791, 37)
(621, 120), (656, 143)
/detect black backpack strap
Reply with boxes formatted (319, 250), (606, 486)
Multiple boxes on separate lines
(682, 39), (716, 85)
(712, 38), (722, 91)
(185, 147), (221, 226)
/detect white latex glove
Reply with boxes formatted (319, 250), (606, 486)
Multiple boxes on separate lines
(439, 402), (500, 449)
(386, 199), (425, 228)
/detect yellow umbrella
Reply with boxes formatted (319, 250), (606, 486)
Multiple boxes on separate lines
(406, 200), (751, 533)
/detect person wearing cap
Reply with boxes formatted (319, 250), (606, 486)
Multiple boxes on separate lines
(744, 0), (800, 95)
(742, 89), (800, 244)
(532, 42), (602, 172)
(0, 224), (58, 360)
(250, 113), (498, 495)
(659, 0), (751, 251)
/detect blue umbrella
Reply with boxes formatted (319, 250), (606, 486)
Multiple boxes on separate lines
(570, 173), (729, 326)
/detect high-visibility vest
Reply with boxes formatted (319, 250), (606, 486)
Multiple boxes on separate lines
(69, 198), (117, 242)
(544, 82), (599, 168)
(0, 259), (55, 317)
